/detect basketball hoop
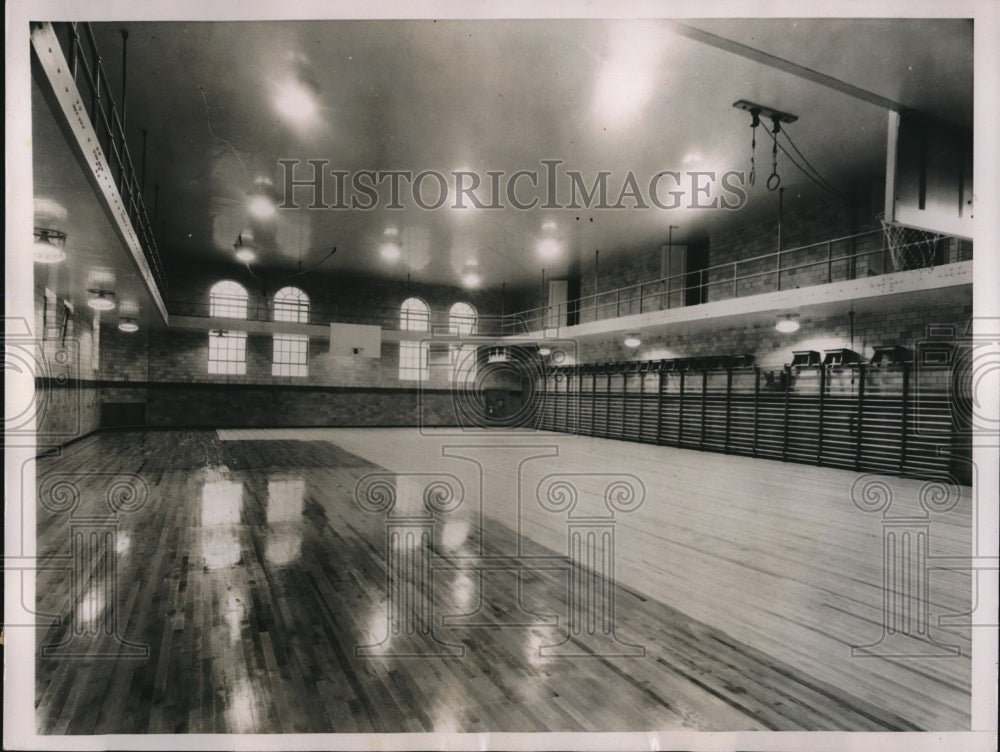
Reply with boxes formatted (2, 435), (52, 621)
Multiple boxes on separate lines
(878, 213), (943, 272)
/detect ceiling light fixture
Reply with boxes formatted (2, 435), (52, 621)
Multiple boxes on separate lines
(274, 58), (321, 124)
(118, 318), (139, 333)
(775, 315), (800, 333)
(33, 228), (67, 264)
(538, 346), (552, 357)
(623, 334), (641, 348)
(233, 233), (256, 264)
(274, 79), (318, 122)
(248, 177), (277, 219)
(380, 241), (401, 262)
(537, 237), (561, 260)
(461, 260), (481, 289)
(87, 289), (116, 311)
(249, 194), (276, 219)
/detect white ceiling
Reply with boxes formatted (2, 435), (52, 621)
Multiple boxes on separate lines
(36, 18), (973, 297)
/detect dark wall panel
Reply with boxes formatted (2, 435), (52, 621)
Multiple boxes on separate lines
(535, 361), (966, 483)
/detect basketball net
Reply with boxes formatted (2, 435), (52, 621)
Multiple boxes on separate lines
(878, 212), (943, 271)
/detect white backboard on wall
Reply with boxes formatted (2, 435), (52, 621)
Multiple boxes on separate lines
(329, 322), (381, 358)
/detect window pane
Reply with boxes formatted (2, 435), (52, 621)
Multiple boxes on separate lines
(272, 334), (308, 377)
(208, 330), (247, 375)
(210, 281), (249, 319)
(398, 340), (428, 381)
(274, 287), (310, 323)
(400, 298), (430, 332)
(449, 302), (477, 335)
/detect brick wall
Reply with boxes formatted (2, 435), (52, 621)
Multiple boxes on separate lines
(94, 265), (524, 429)
(509, 241), (669, 329)
(164, 259), (504, 331)
(94, 262), (506, 390)
(704, 183), (884, 300)
(106, 327), (472, 390)
(33, 286), (102, 444)
(577, 297), (973, 370)
(507, 185), (891, 321)
(100, 384), (466, 428)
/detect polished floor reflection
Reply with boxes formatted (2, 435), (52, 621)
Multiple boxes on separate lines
(34, 430), (972, 733)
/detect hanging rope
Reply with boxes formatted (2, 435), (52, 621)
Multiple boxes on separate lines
(767, 116), (782, 191)
(747, 108), (760, 187)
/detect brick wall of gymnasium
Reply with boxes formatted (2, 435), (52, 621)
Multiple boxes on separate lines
(84, 264), (512, 430)
(577, 297), (973, 368)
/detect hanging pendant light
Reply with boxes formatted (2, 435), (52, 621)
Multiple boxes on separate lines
(33, 228), (67, 264)
(461, 260), (481, 289)
(775, 315), (800, 333)
(87, 289), (117, 311)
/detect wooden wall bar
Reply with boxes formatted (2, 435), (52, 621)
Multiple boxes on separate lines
(535, 361), (960, 482)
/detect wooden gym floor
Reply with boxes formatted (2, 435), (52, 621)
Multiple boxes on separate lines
(34, 428), (972, 733)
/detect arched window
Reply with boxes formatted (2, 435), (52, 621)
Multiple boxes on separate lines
(448, 302), (478, 383)
(208, 281), (248, 375)
(270, 287), (309, 377)
(399, 298), (430, 380)
(209, 280), (248, 319)
(273, 286), (310, 323)
(400, 297), (430, 332)
(448, 302), (477, 335)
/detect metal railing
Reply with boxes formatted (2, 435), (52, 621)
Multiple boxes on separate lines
(54, 22), (168, 294)
(504, 229), (972, 334)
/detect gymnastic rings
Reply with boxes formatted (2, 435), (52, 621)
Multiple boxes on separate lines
(766, 172), (781, 191)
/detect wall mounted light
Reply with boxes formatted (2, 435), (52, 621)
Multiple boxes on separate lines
(118, 318), (139, 333)
(33, 228), (67, 264)
(623, 334), (641, 348)
(87, 289), (116, 311)
(775, 315), (800, 333)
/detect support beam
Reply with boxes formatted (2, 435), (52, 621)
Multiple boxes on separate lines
(30, 22), (168, 325)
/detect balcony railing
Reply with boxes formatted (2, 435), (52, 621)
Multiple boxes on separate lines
(52, 22), (168, 295)
(503, 228), (972, 334)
